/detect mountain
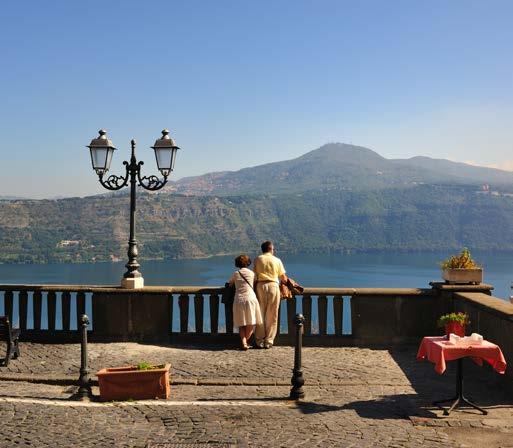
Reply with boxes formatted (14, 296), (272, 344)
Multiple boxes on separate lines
(164, 143), (513, 196)
(2, 142), (513, 263)
(394, 156), (513, 185)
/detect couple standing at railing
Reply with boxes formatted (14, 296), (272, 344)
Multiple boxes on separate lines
(227, 240), (288, 350)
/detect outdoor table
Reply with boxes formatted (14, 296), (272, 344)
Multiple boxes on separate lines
(416, 336), (507, 415)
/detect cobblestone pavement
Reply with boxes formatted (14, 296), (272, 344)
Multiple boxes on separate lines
(0, 342), (512, 447)
(0, 342), (418, 385)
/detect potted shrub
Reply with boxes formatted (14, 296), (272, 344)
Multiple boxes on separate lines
(440, 248), (483, 284)
(438, 312), (470, 337)
(97, 361), (171, 401)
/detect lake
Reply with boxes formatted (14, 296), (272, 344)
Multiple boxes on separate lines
(0, 251), (511, 333)
(0, 251), (511, 298)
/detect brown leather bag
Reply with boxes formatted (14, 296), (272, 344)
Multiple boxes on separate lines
(280, 282), (293, 300)
(279, 277), (304, 300)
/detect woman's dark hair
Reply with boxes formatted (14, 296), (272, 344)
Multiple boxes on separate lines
(261, 240), (273, 253)
(235, 254), (251, 268)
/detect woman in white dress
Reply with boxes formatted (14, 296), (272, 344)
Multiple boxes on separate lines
(227, 254), (263, 350)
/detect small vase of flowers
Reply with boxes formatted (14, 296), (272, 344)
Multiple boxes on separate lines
(438, 312), (470, 338)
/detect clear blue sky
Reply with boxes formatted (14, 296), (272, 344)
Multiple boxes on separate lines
(1, 0), (512, 198)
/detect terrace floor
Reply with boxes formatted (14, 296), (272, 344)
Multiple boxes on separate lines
(0, 342), (512, 447)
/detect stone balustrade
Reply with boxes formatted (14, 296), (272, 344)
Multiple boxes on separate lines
(0, 282), (497, 344)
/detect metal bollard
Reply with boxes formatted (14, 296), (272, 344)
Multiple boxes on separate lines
(289, 313), (305, 400)
(77, 314), (92, 400)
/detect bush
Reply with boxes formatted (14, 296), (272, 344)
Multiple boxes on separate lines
(437, 312), (470, 327)
(440, 248), (480, 269)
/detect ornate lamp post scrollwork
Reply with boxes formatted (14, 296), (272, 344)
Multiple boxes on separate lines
(87, 129), (180, 288)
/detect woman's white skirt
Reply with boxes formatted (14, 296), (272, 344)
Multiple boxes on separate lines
(233, 293), (263, 327)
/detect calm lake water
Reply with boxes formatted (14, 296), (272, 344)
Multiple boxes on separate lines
(0, 251), (511, 333)
(0, 251), (511, 298)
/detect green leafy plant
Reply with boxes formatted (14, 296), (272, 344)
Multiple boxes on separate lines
(440, 248), (480, 269)
(135, 361), (165, 371)
(437, 312), (470, 328)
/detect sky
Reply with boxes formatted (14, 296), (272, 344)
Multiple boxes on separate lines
(1, 0), (513, 199)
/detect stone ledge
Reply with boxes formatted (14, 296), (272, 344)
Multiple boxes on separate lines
(455, 292), (513, 317)
(430, 282), (494, 292)
(0, 284), (437, 296)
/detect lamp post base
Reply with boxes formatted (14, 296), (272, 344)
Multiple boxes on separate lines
(121, 277), (144, 289)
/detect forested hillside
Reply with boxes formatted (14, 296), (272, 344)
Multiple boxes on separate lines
(1, 184), (513, 263)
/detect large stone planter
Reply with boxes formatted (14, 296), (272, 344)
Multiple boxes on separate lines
(97, 363), (171, 401)
(442, 268), (483, 284)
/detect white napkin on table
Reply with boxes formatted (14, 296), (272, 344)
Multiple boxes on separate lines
(448, 333), (484, 345)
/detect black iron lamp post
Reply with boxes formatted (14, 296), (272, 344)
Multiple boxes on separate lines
(87, 129), (180, 288)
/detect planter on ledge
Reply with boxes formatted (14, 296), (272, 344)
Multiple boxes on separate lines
(442, 268), (483, 284)
(97, 363), (171, 401)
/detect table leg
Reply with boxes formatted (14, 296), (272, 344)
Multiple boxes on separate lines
(432, 358), (488, 416)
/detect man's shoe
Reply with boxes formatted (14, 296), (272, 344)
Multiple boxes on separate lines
(255, 342), (265, 349)
(264, 342), (272, 349)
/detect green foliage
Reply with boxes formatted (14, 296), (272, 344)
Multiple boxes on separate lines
(440, 248), (480, 269)
(135, 361), (164, 370)
(437, 312), (470, 327)
(2, 184), (513, 263)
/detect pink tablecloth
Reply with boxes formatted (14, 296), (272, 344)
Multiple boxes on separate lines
(416, 336), (507, 375)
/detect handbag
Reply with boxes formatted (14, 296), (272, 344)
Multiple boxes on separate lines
(280, 277), (304, 300)
(222, 270), (253, 304)
(280, 281), (293, 300)
(222, 282), (235, 304)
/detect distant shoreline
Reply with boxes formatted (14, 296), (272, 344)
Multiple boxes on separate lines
(2, 247), (513, 266)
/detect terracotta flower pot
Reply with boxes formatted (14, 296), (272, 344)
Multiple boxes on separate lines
(97, 364), (171, 401)
(444, 322), (465, 337)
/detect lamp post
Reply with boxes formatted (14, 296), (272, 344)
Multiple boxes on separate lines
(87, 129), (180, 288)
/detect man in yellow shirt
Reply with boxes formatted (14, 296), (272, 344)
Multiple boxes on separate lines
(253, 240), (287, 349)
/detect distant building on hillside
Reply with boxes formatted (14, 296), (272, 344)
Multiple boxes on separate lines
(56, 240), (81, 248)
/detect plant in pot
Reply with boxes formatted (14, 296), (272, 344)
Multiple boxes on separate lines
(438, 312), (470, 337)
(97, 361), (171, 401)
(440, 248), (483, 284)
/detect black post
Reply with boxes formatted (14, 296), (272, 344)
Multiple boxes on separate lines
(77, 314), (92, 400)
(123, 139), (142, 281)
(290, 313), (305, 400)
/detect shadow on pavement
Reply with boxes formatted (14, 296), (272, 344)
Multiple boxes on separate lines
(196, 396), (347, 414)
(195, 395), (428, 418)
(339, 394), (436, 420)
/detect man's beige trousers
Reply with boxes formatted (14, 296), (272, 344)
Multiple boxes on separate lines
(255, 282), (280, 345)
